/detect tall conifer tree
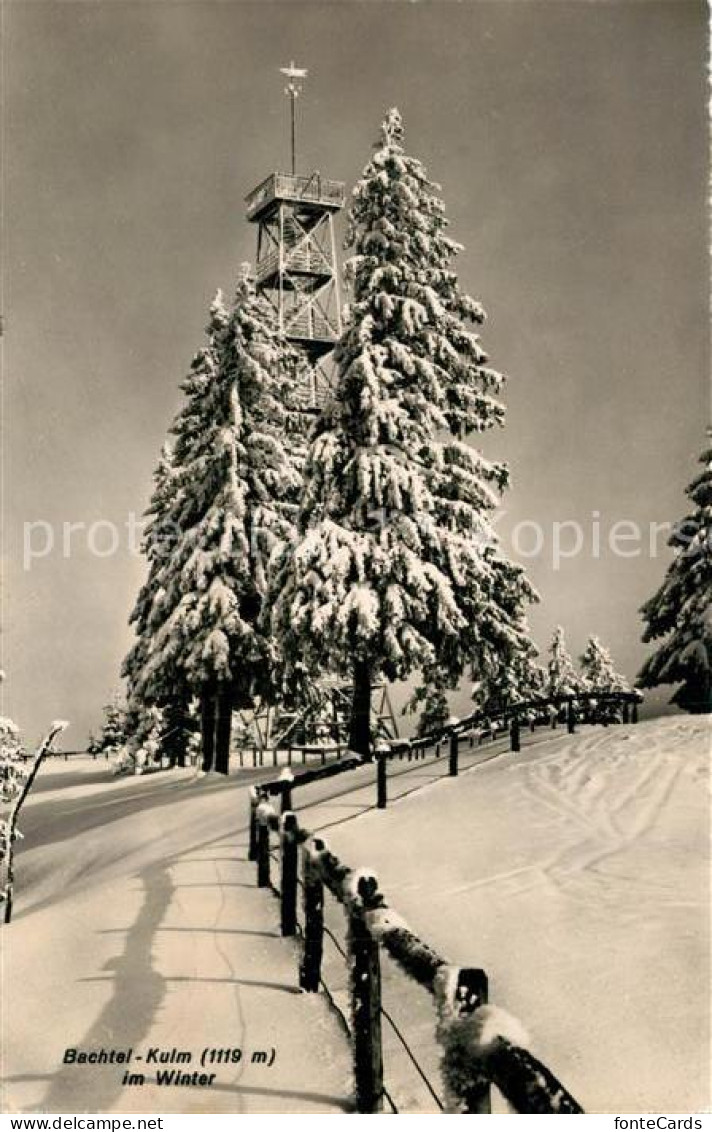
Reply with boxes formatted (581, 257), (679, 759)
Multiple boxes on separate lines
(579, 635), (629, 722)
(270, 110), (536, 754)
(547, 626), (580, 699)
(638, 442), (711, 713)
(125, 272), (303, 771)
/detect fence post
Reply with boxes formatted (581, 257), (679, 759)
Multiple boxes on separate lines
(376, 749), (388, 810)
(631, 700), (639, 724)
(449, 732), (459, 777)
(257, 806), (270, 888)
(436, 966), (491, 1114)
(248, 788), (259, 861)
(280, 812), (299, 937)
(566, 700), (576, 734)
(510, 714), (521, 753)
(281, 783), (293, 814)
(567, 700), (576, 734)
(349, 881), (384, 1113)
(300, 841), (324, 992)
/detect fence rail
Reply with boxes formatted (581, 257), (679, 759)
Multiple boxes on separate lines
(250, 689), (642, 809)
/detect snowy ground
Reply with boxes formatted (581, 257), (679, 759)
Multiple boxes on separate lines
(0, 762), (354, 1114)
(1, 718), (708, 1115)
(307, 717), (710, 1114)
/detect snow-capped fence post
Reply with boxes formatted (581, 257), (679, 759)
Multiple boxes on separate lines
(567, 700), (576, 734)
(435, 969), (584, 1115)
(280, 778), (293, 813)
(348, 875), (384, 1113)
(375, 746), (388, 809)
(448, 732), (459, 777)
(435, 964), (491, 1113)
(248, 788), (259, 861)
(256, 804), (271, 888)
(510, 714), (521, 752)
(299, 839), (325, 993)
(479, 1030), (584, 1114)
(280, 812), (299, 937)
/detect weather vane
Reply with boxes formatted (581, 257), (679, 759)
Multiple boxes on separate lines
(280, 61), (308, 175)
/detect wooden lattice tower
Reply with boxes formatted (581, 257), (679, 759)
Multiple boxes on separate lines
(245, 63), (344, 409)
(237, 680), (399, 753)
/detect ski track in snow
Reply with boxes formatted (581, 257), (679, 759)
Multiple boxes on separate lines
(523, 726), (701, 909)
(319, 716), (710, 1114)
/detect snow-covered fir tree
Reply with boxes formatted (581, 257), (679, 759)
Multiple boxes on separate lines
(638, 441), (712, 713)
(0, 716), (23, 806)
(579, 635), (630, 722)
(407, 675), (450, 738)
(475, 648), (548, 717)
(580, 635), (629, 692)
(547, 626), (580, 699)
(125, 270), (303, 772)
(270, 109), (536, 754)
(122, 442), (178, 697)
(121, 443), (195, 766)
(89, 696), (128, 757)
(123, 294), (229, 764)
(128, 702), (165, 774)
(0, 715), (23, 910)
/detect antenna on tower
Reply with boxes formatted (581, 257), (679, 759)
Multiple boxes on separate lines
(279, 60), (308, 175)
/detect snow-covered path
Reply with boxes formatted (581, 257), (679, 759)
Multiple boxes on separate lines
(2, 719), (708, 1115)
(315, 718), (710, 1114)
(1, 765), (353, 1114)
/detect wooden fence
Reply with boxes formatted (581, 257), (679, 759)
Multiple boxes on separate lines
(245, 689), (643, 808)
(248, 791), (584, 1114)
(244, 689), (641, 1111)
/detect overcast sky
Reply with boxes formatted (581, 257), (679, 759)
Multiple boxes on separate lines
(4, 0), (708, 745)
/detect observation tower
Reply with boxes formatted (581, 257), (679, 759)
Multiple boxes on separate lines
(244, 63), (345, 408)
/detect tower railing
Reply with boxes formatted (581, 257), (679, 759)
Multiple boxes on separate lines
(246, 172), (346, 220)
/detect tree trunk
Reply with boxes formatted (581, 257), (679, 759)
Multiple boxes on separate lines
(200, 685), (216, 772)
(213, 685), (232, 776)
(164, 696), (189, 767)
(349, 659), (372, 759)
